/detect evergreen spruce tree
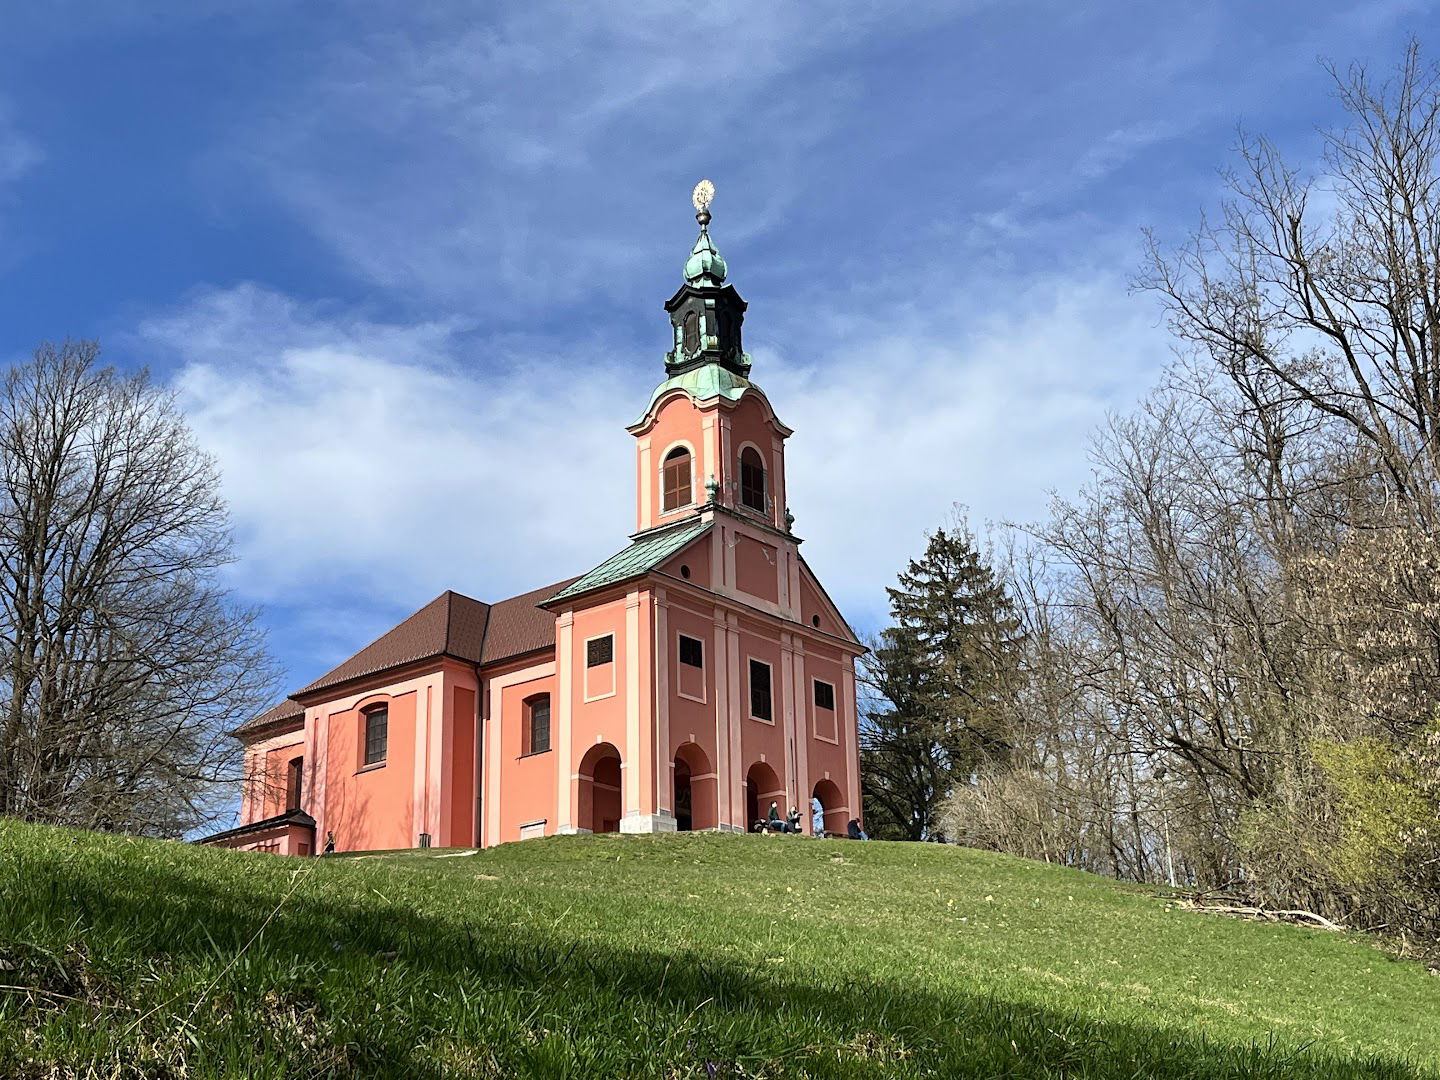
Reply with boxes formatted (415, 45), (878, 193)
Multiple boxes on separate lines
(861, 524), (1024, 841)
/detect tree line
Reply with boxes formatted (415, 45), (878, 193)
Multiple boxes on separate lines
(862, 44), (1440, 950)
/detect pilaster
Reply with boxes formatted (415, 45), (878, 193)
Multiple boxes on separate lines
(780, 633), (798, 811)
(793, 639), (810, 830)
(655, 590), (671, 814)
(555, 611), (576, 831)
(712, 609), (732, 826)
(726, 612), (743, 825)
(843, 663), (862, 830)
(624, 591), (643, 815)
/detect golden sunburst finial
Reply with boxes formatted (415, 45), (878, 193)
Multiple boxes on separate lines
(692, 178), (715, 226)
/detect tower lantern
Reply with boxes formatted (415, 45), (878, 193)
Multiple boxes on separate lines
(664, 179), (750, 378)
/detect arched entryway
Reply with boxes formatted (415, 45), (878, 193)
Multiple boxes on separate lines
(812, 778), (846, 837)
(745, 760), (784, 831)
(673, 742), (717, 831)
(577, 742), (622, 835)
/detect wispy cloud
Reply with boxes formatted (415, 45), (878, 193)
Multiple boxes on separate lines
(0, 102), (40, 257)
(221, 2), (992, 310)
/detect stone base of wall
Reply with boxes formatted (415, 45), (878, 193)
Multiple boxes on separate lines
(619, 812), (678, 834)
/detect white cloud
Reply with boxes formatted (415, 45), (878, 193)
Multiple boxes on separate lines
(765, 271), (1170, 627)
(141, 263), (1170, 641)
(142, 284), (638, 609)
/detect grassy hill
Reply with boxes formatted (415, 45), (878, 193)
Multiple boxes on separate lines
(1, 821), (1437, 1079)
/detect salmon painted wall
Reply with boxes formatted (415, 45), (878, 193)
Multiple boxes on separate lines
(803, 643), (852, 833)
(213, 821), (313, 856)
(661, 594), (721, 826)
(633, 387), (790, 534)
(637, 392), (708, 532)
(723, 394), (788, 530)
(323, 690), (417, 851)
(734, 534), (780, 604)
(561, 587), (657, 830)
(258, 739), (305, 818)
(447, 683), (478, 846)
(736, 620), (789, 814)
(238, 728), (303, 822)
(489, 666), (558, 844)
(659, 534), (712, 590)
(799, 571), (846, 639)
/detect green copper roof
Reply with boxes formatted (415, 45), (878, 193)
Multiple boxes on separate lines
(683, 226), (727, 286)
(635, 362), (758, 424)
(546, 518), (712, 606)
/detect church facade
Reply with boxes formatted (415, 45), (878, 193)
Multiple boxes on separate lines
(201, 188), (864, 855)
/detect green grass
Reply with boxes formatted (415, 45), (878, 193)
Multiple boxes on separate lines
(1, 821), (1437, 1078)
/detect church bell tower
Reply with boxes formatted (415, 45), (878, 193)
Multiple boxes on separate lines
(663, 179), (751, 379)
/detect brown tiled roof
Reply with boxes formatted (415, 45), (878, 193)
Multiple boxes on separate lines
(295, 591), (491, 696)
(231, 697), (305, 739)
(481, 577), (579, 665)
(291, 577), (579, 701)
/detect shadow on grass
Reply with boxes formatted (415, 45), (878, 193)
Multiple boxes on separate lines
(3, 837), (1433, 1080)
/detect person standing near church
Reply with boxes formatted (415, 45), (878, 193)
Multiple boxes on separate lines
(811, 797), (825, 837)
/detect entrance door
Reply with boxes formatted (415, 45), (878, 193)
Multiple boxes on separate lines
(674, 757), (693, 831)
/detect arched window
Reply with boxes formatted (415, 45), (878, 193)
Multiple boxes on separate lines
(663, 447), (692, 512)
(683, 311), (700, 354)
(362, 705), (388, 766)
(740, 447), (766, 512)
(525, 694), (551, 755)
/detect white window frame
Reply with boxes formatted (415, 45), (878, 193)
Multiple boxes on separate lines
(747, 656), (774, 725)
(676, 631), (706, 704)
(583, 631), (618, 702)
(812, 677), (839, 744)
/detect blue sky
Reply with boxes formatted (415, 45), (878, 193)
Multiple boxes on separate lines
(0, 1), (1433, 693)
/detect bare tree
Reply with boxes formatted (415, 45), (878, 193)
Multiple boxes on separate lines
(937, 44), (1440, 948)
(1141, 40), (1440, 526)
(0, 341), (276, 836)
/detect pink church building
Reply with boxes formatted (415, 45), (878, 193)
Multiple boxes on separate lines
(201, 188), (864, 855)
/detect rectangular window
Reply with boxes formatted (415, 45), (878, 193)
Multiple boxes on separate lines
(528, 696), (551, 755)
(586, 634), (614, 667)
(749, 659), (772, 722)
(678, 634), (704, 669)
(813, 680), (836, 711)
(285, 756), (303, 812)
(363, 707), (388, 766)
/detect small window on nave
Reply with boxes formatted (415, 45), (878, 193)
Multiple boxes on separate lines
(362, 705), (388, 766)
(525, 694), (551, 755)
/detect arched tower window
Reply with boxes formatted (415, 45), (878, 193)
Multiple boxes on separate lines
(663, 447), (692, 512)
(683, 311), (700, 354)
(525, 694), (551, 755)
(740, 447), (766, 513)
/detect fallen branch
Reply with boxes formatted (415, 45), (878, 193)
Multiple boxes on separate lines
(1177, 900), (1346, 932)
